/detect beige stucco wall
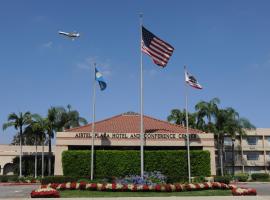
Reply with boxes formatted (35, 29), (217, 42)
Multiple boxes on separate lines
(54, 146), (68, 176)
(0, 145), (55, 175)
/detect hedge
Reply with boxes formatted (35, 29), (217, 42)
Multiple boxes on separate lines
(251, 173), (269, 181)
(62, 150), (210, 183)
(234, 173), (249, 182)
(13, 155), (54, 176)
(214, 175), (232, 184)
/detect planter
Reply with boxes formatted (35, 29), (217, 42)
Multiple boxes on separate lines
(31, 187), (60, 198)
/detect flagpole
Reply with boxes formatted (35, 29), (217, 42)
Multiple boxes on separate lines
(90, 62), (96, 180)
(184, 66), (191, 183)
(139, 12), (144, 179)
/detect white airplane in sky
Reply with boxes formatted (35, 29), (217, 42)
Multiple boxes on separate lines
(58, 31), (80, 40)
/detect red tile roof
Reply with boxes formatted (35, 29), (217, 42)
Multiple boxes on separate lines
(65, 112), (205, 134)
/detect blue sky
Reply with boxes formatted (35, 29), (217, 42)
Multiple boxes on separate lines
(1, 0), (270, 144)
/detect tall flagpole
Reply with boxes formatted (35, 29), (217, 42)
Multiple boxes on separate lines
(90, 62), (96, 180)
(139, 13), (144, 179)
(184, 66), (191, 183)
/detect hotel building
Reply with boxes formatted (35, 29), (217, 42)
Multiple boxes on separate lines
(224, 128), (270, 174)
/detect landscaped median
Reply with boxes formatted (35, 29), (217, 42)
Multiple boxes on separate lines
(30, 182), (257, 198)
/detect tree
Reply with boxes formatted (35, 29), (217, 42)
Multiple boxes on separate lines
(31, 114), (48, 178)
(45, 105), (87, 176)
(57, 104), (88, 130)
(195, 97), (220, 132)
(167, 109), (197, 128)
(2, 112), (32, 177)
(46, 107), (61, 176)
(222, 108), (240, 175)
(167, 97), (255, 176)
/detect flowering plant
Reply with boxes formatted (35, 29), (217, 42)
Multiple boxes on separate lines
(232, 187), (257, 196)
(37, 181), (256, 196)
(31, 187), (60, 198)
(115, 171), (166, 186)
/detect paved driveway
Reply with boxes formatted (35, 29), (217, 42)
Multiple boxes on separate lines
(0, 184), (39, 198)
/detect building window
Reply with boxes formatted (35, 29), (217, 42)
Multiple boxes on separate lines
(225, 151), (232, 162)
(267, 137), (270, 144)
(246, 137), (258, 145)
(247, 153), (259, 160)
(224, 137), (232, 146)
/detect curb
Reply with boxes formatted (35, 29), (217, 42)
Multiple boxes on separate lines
(0, 182), (40, 186)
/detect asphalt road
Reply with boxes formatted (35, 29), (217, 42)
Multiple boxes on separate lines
(0, 184), (39, 198)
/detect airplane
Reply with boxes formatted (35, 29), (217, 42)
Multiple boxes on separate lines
(58, 31), (80, 40)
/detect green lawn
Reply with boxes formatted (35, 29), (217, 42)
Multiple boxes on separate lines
(60, 190), (232, 197)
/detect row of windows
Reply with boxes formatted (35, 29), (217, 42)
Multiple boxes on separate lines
(246, 137), (270, 145)
(225, 137), (270, 146)
(225, 152), (270, 161)
(246, 153), (259, 160)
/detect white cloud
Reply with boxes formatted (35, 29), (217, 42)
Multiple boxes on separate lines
(41, 41), (53, 48)
(76, 56), (112, 77)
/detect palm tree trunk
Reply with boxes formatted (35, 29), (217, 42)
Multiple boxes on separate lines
(48, 135), (52, 176)
(35, 133), (37, 178)
(232, 138), (235, 175)
(217, 134), (223, 176)
(42, 137), (44, 178)
(19, 127), (22, 177)
(240, 135), (244, 173)
(221, 137), (224, 176)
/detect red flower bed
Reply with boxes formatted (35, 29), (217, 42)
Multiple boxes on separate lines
(37, 181), (256, 196)
(232, 187), (257, 196)
(31, 187), (60, 198)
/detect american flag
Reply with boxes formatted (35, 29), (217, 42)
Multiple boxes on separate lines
(141, 26), (174, 67)
(185, 69), (203, 89)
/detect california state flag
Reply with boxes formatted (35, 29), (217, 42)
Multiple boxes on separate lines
(185, 68), (203, 89)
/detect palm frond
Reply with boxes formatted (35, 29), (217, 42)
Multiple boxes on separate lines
(2, 122), (16, 130)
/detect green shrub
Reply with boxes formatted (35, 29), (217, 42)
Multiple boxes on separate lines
(41, 176), (78, 185)
(192, 176), (205, 183)
(251, 173), (269, 181)
(62, 150), (211, 183)
(234, 173), (249, 182)
(18, 177), (26, 182)
(13, 155), (54, 176)
(77, 178), (91, 183)
(0, 176), (8, 182)
(41, 176), (107, 184)
(214, 175), (232, 184)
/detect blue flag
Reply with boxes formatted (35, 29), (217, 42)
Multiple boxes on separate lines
(95, 68), (107, 91)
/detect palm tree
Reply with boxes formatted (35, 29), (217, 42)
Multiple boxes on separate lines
(222, 108), (240, 175)
(2, 112), (32, 177)
(167, 109), (197, 128)
(45, 105), (87, 176)
(57, 105), (88, 130)
(195, 97), (220, 132)
(223, 110), (255, 175)
(46, 107), (61, 176)
(167, 109), (186, 126)
(214, 108), (228, 175)
(31, 114), (48, 178)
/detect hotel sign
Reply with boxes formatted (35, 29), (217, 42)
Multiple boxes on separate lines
(75, 132), (199, 140)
